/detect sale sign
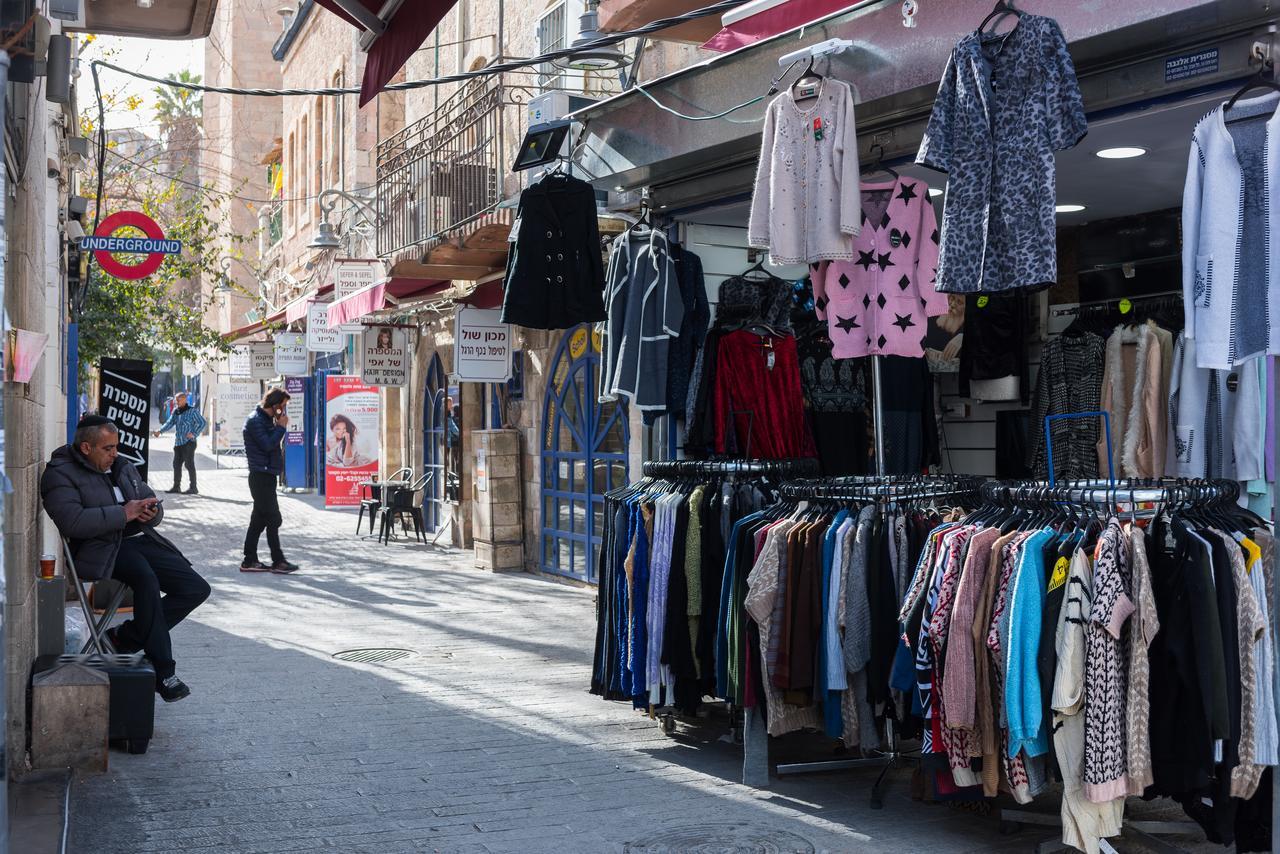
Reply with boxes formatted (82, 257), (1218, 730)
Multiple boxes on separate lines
(324, 375), (380, 508)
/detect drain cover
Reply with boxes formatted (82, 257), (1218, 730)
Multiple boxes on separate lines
(624, 824), (817, 854)
(332, 648), (416, 664)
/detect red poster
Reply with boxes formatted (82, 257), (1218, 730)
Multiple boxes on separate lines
(324, 375), (380, 507)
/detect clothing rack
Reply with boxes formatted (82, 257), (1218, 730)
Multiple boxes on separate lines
(640, 457), (821, 481)
(742, 474), (982, 808)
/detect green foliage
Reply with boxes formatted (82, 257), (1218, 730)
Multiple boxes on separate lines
(153, 70), (203, 131)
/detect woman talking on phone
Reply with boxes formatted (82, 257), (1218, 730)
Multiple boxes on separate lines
(240, 387), (300, 573)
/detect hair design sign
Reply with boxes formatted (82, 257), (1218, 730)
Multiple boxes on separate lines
(361, 325), (408, 387)
(324, 375), (380, 507)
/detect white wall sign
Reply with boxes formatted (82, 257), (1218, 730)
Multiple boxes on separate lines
(306, 301), (344, 353)
(249, 342), (276, 379)
(335, 260), (381, 333)
(213, 377), (259, 451)
(454, 308), (513, 382)
(274, 331), (308, 375)
(361, 325), (408, 387)
(228, 345), (251, 378)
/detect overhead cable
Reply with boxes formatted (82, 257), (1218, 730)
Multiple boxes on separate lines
(90, 0), (743, 98)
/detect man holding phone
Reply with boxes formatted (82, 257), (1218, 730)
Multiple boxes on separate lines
(241, 387), (299, 573)
(40, 415), (211, 702)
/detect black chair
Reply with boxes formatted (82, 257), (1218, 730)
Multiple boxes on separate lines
(357, 466), (412, 536)
(378, 471), (434, 545)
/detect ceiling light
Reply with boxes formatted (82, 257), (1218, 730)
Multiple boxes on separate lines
(1055, 203), (1086, 214)
(136, 0), (153, 7)
(1096, 146), (1146, 159)
(552, 1), (628, 71)
(308, 219), (341, 250)
(928, 187), (943, 198)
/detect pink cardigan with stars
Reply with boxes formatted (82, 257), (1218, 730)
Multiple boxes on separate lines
(814, 177), (947, 359)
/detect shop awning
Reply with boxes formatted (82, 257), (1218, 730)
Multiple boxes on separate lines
(314, 0), (458, 106)
(702, 0), (854, 52)
(326, 277), (449, 327)
(282, 283), (335, 324)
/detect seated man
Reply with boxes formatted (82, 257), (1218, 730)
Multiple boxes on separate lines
(40, 415), (210, 702)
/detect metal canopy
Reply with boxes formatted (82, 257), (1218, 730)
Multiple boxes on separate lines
(572, 0), (1278, 208)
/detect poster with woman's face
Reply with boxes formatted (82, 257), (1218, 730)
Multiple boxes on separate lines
(323, 375), (380, 507)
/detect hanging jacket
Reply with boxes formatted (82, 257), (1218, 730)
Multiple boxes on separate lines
(1097, 322), (1166, 478)
(500, 172), (607, 330)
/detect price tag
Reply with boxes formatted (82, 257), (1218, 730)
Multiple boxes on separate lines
(813, 117), (825, 141)
(767, 351), (776, 371)
(1118, 298), (1132, 315)
(1047, 556), (1070, 592)
(976, 296), (989, 309)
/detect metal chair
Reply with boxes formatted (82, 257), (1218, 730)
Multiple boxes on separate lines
(357, 466), (412, 536)
(378, 471), (434, 545)
(63, 537), (127, 656)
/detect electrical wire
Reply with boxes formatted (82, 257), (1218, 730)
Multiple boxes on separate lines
(626, 59), (803, 123)
(89, 0), (743, 98)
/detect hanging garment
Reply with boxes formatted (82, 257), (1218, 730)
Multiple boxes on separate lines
(1166, 332), (1264, 480)
(500, 173), (607, 329)
(915, 13), (1087, 293)
(812, 178), (947, 358)
(602, 228), (685, 411)
(716, 272), (796, 332)
(796, 320), (870, 475)
(1083, 519), (1133, 804)
(1027, 331), (1106, 479)
(959, 291), (1029, 403)
(666, 245), (710, 421)
(748, 79), (861, 265)
(1096, 322), (1167, 478)
(1182, 92), (1280, 369)
(712, 330), (817, 459)
(1126, 527), (1160, 796)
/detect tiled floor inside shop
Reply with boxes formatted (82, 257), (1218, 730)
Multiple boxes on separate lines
(68, 448), (1219, 853)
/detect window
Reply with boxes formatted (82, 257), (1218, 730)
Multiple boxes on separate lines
(286, 131), (296, 233)
(314, 99), (325, 221)
(536, 2), (568, 91)
(456, 0), (470, 74)
(299, 120), (309, 224)
(330, 70), (342, 191)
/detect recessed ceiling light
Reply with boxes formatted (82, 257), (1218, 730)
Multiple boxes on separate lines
(1096, 146), (1147, 159)
(1056, 203), (1086, 214)
(928, 187), (943, 198)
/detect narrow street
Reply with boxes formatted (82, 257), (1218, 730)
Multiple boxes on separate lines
(69, 449), (1029, 854)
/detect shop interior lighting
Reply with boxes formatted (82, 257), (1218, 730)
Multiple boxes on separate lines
(1055, 203), (1086, 213)
(136, 0), (153, 7)
(552, 0), (629, 71)
(1096, 146), (1147, 159)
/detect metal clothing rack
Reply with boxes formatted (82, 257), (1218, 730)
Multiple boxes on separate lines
(742, 474), (982, 807)
(640, 457), (821, 480)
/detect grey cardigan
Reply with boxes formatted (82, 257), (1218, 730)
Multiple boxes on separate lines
(602, 228), (684, 411)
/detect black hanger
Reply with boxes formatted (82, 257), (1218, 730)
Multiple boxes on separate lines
(791, 53), (824, 101)
(860, 143), (899, 181)
(1224, 61), (1280, 117)
(978, 0), (1022, 35)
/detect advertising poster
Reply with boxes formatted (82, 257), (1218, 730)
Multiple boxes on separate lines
(213, 377), (259, 451)
(324, 375), (380, 507)
(98, 357), (153, 480)
(274, 332), (307, 375)
(284, 376), (306, 448)
(305, 301), (344, 353)
(361, 325), (408, 387)
(454, 307), (513, 382)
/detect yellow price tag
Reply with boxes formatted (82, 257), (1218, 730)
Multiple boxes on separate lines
(1047, 556), (1070, 593)
(976, 296), (989, 308)
(1118, 298), (1132, 314)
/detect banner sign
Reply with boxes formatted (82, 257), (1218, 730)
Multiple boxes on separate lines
(324, 375), (380, 507)
(81, 211), (182, 280)
(98, 357), (153, 480)
(228, 344), (251, 377)
(335, 260), (380, 333)
(454, 308), (513, 382)
(284, 376), (306, 448)
(213, 377), (259, 452)
(249, 342), (276, 379)
(274, 332), (307, 375)
(305, 301), (344, 353)
(361, 325), (408, 387)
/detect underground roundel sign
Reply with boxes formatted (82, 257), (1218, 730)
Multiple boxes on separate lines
(80, 211), (183, 280)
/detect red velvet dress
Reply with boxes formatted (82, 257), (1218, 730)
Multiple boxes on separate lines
(712, 330), (818, 459)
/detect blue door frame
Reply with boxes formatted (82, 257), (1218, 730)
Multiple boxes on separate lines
(421, 353), (446, 532)
(312, 352), (345, 495)
(540, 326), (629, 583)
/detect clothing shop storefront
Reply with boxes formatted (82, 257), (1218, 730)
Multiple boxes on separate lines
(561, 1), (1280, 851)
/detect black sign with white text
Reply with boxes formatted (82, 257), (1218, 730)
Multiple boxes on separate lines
(98, 357), (154, 480)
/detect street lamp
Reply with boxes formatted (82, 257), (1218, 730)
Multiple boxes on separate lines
(552, 0), (629, 71)
(309, 188), (380, 251)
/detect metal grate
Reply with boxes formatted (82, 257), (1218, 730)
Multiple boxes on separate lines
(332, 648), (417, 664)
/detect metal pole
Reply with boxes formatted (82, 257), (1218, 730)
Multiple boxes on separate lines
(871, 354), (886, 477)
(1272, 357), (1279, 854)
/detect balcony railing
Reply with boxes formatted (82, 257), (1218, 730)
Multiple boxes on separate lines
(377, 71), (619, 261)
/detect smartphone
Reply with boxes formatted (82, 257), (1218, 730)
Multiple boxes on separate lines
(151, 498), (164, 506)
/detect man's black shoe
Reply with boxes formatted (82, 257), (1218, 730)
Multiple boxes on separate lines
(105, 627), (141, 654)
(183, 487), (198, 495)
(270, 560), (300, 574)
(157, 676), (190, 703)
(164, 487), (181, 494)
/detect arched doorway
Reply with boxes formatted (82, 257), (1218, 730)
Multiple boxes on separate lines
(421, 353), (446, 531)
(541, 325), (629, 582)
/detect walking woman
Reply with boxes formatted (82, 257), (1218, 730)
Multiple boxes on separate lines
(240, 387), (300, 573)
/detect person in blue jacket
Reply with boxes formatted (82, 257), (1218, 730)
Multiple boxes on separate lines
(153, 391), (208, 494)
(240, 387), (299, 573)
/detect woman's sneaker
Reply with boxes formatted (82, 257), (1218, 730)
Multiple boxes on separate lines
(157, 676), (190, 703)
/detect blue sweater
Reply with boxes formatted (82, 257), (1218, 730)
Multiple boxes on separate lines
(157, 406), (207, 447)
(1006, 528), (1055, 758)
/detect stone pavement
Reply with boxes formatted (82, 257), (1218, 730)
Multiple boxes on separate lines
(68, 448), (1207, 854)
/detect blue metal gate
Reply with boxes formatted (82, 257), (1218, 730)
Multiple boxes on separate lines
(540, 325), (629, 582)
(422, 353), (446, 532)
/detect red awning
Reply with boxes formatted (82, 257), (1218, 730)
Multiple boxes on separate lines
(702, 0), (852, 52)
(457, 278), (503, 310)
(326, 277), (449, 327)
(282, 282), (336, 324)
(314, 0), (458, 106)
